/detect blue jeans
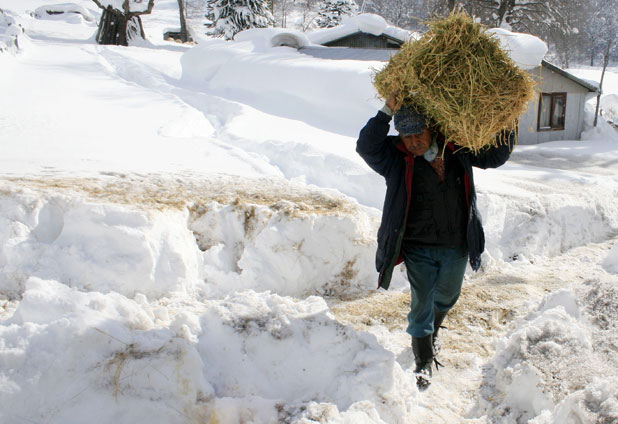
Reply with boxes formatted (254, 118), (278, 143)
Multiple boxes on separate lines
(402, 244), (469, 338)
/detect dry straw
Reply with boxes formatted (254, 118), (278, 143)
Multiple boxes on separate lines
(373, 11), (536, 153)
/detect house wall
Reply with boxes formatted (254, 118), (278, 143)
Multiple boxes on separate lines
(323, 33), (400, 49)
(518, 66), (591, 145)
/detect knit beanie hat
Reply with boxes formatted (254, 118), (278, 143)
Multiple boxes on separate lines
(394, 104), (428, 135)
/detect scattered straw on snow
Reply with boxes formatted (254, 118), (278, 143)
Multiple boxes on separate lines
(0, 175), (360, 217)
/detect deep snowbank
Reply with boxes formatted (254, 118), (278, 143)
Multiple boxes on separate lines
(0, 181), (388, 301)
(1, 278), (416, 423)
(478, 166), (618, 264)
(0, 181), (419, 423)
(190, 200), (381, 297)
(0, 192), (203, 298)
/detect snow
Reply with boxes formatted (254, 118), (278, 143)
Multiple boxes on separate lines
(600, 93), (618, 122)
(487, 27), (548, 70)
(603, 242), (618, 273)
(0, 8), (23, 53)
(180, 34), (383, 139)
(233, 27), (311, 49)
(1, 1), (618, 423)
(476, 280), (618, 423)
(33, 3), (95, 23)
(569, 66), (618, 130)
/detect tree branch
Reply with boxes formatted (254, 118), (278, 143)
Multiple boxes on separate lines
(92, 0), (106, 10)
(126, 0), (156, 18)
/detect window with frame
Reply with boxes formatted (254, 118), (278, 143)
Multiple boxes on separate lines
(537, 92), (566, 131)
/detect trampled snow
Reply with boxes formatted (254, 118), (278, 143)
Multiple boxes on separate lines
(1, 1), (618, 423)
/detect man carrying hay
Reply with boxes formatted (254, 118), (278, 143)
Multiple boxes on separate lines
(358, 10), (533, 391)
(356, 93), (514, 389)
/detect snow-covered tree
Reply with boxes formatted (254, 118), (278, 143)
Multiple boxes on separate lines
(316, 0), (358, 28)
(92, 0), (154, 46)
(207, 0), (274, 40)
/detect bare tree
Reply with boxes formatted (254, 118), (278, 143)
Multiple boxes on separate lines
(431, 0), (460, 16)
(92, 0), (155, 46)
(177, 0), (193, 42)
(594, 39), (612, 127)
(185, 0), (211, 30)
(298, 0), (321, 32)
(272, 0), (294, 27)
(587, 0), (618, 126)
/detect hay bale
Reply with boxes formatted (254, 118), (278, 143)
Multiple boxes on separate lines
(373, 11), (536, 153)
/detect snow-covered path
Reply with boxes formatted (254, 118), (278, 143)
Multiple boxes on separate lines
(331, 235), (618, 422)
(2, 2), (618, 423)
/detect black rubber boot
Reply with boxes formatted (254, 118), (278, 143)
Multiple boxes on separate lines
(412, 335), (434, 390)
(433, 309), (448, 353)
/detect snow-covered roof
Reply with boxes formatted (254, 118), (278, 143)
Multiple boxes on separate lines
(306, 14), (414, 46)
(230, 14), (414, 52)
(233, 27), (311, 50)
(541, 60), (599, 93)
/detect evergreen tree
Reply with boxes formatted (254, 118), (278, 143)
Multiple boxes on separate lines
(207, 0), (274, 40)
(316, 0), (358, 28)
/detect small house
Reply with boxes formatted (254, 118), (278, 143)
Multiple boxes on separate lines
(518, 60), (598, 144)
(299, 14), (413, 62)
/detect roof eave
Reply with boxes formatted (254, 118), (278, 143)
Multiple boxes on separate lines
(322, 30), (405, 47)
(541, 60), (599, 93)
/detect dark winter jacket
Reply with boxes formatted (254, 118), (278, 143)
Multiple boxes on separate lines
(356, 111), (515, 290)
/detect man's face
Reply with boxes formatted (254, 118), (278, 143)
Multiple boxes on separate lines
(401, 127), (432, 156)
